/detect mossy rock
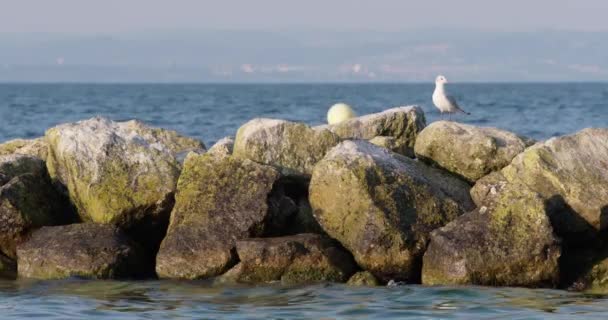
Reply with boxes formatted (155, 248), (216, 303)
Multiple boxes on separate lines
(233, 118), (341, 177)
(469, 171), (508, 207)
(45, 117), (204, 229)
(347, 271), (380, 286)
(156, 152), (282, 279)
(0, 155), (72, 259)
(219, 234), (357, 285)
(0, 138), (48, 160)
(422, 183), (560, 287)
(369, 136), (408, 155)
(207, 136), (234, 157)
(414, 121), (532, 182)
(471, 128), (608, 240)
(309, 140), (474, 282)
(17, 223), (145, 279)
(317, 106), (426, 157)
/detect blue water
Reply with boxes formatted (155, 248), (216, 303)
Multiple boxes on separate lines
(1, 83), (608, 319)
(1, 83), (607, 146)
(1, 280), (607, 319)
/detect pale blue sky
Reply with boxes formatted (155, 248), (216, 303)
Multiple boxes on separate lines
(1, 0), (607, 33)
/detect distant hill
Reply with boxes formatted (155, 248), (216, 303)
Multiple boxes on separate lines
(0, 29), (607, 82)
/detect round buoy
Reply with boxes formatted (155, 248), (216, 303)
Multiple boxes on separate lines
(327, 103), (356, 124)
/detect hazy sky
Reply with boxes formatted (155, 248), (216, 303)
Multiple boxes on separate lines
(1, 0), (607, 33)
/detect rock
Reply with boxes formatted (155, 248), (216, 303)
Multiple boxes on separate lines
(233, 118), (341, 177)
(369, 136), (408, 154)
(0, 138), (49, 160)
(422, 184), (561, 287)
(219, 234), (357, 285)
(0, 153), (48, 183)
(414, 121), (532, 182)
(17, 223), (145, 279)
(0, 253), (16, 279)
(317, 106), (426, 157)
(207, 136), (234, 157)
(0, 139), (29, 155)
(156, 152), (281, 279)
(469, 171), (507, 207)
(309, 140), (474, 281)
(0, 155), (71, 258)
(471, 128), (608, 239)
(45, 117), (204, 238)
(347, 271), (380, 286)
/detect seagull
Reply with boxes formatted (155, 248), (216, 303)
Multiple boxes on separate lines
(432, 75), (470, 119)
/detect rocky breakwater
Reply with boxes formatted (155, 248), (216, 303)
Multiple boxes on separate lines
(0, 108), (606, 293)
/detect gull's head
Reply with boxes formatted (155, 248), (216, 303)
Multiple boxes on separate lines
(435, 75), (448, 85)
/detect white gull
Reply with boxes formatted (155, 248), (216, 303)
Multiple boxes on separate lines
(432, 75), (470, 119)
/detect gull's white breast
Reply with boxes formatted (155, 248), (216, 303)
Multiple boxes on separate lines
(433, 88), (453, 112)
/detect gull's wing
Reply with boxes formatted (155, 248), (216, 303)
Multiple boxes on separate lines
(446, 94), (470, 115)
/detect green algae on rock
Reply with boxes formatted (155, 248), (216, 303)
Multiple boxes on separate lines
(347, 271), (380, 286)
(219, 234), (357, 285)
(233, 118), (341, 177)
(17, 223), (145, 279)
(414, 121), (532, 182)
(422, 183), (561, 287)
(317, 106), (426, 157)
(309, 140), (474, 282)
(471, 128), (608, 239)
(0, 138), (49, 160)
(45, 117), (204, 228)
(156, 152), (282, 279)
(0, 155), (71, 259)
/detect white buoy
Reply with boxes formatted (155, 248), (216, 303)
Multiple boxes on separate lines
(327, 103), (356, 125)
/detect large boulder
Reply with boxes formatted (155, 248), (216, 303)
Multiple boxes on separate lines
(0, 138), (48, 160)
(233, 119), (341, 177)
(414, 121), (532, 182)
(218, 234), (357, 285)
(422, 183), (561, 287)
(309, 140), (474, 281)
(45, 117), (204, 244)
(471, 128), (608, 239)
(317, 106), (426, 157)
(156, 152), (282, 279)
(17, 223), (145, 279)
(0, 154), (71, 259)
